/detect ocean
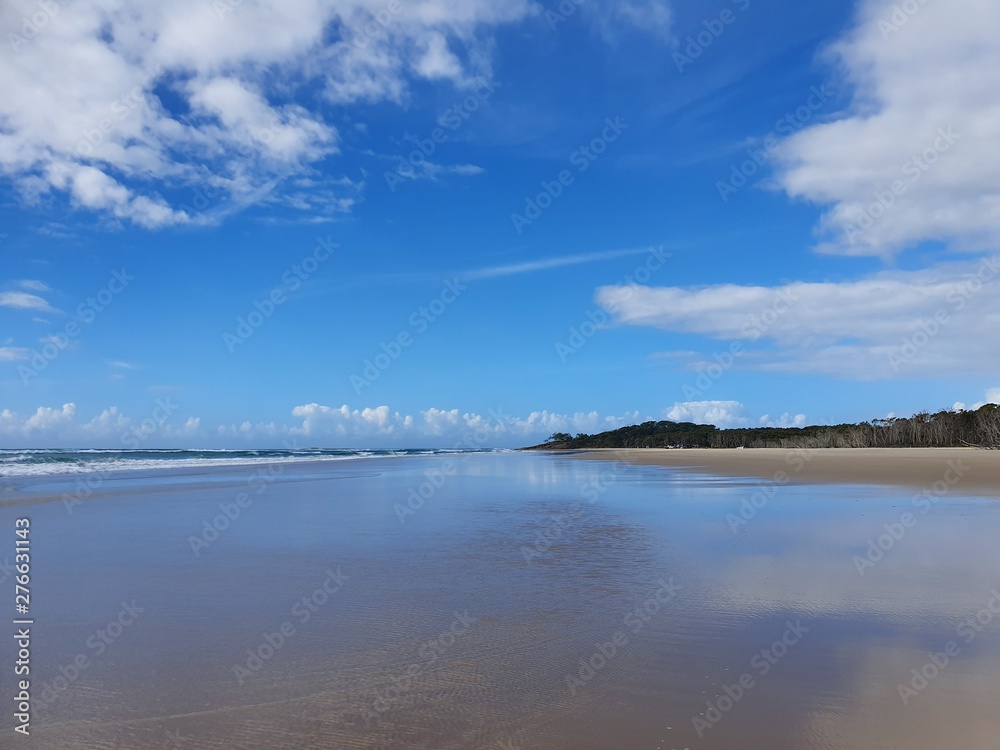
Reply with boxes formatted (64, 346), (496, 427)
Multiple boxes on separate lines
(0, 447), (506, 477)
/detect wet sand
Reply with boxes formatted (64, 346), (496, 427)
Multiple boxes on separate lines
(2, 453), (999, 749)
(572, 447), (1000, 496)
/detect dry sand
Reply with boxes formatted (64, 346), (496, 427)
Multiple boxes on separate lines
(572, 447), (1000, 496)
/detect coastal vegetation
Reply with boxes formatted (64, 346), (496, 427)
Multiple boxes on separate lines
(533, 404), (1000, 450)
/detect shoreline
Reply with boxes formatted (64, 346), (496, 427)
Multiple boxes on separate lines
(569, 447), (1000, 497)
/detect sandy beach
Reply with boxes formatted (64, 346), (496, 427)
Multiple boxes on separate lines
(571, 447), (1000, 496)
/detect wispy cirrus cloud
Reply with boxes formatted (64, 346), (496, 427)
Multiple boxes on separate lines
(0, 291), (57, 312)
(17, 280), (50, 292)
(0, 347), (30, 362)
(462, 247), (653, 281)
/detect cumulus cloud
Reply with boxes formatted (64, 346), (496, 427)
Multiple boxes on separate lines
(774, 0), (1000, 256)
(665, 400), (748, 427)
(0, 401), (814, 448)
(0, 403), (204, 446)
(956, 388), (1000, 411)
(285, 403), (644, 442)
(597, 255), (1000, 379)
(290, 403), (411, 438)
(22, 403), (77, 433)
(759, 412), (808, 428)
(0, 402), (653, 448)
(0, 0), (536, 227)
(661, 401), (804, 429)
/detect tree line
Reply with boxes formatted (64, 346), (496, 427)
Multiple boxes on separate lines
(534, 404), (1000, 450)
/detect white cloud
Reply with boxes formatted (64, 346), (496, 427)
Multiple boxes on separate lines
(0, 291), (56, 312)
(759, 413), (808, 428)
(961, 388), (1000, 411)
(663, 402), (806, 429)
(665, 400), (749, 428)
(0, 401), (816, 448)
(0, 0), (537, 227)
(17, 280), (50, 292)
(512, 409), (643, 436)
(285, 403), (643, 441)
(0, 403), (206, 445)
(597, 255), (1000, 379)
(0, 347), (30, 361)
(289, 403), (409, 438)
(462, 247), (652, 281)
(584, 0), (673, 45)
(0, 402), (651, 447)
(774, 0), (1000, 256)
(23, 403), (77, 433)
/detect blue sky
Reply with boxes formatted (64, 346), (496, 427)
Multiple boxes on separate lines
(1, 0), (998, 447)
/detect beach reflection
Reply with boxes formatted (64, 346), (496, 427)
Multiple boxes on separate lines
(5, 452), (998, 749)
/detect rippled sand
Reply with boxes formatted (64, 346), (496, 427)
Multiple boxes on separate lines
(5, 453), (1000, 748)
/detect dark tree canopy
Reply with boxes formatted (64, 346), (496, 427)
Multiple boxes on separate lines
(528, 405), (1000, 450)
